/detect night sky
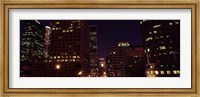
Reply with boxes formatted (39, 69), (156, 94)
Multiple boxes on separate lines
(20, 20), (142, 58)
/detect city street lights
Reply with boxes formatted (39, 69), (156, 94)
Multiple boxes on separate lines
(56, 64), (60, 77)
(78, 71), (82, 76)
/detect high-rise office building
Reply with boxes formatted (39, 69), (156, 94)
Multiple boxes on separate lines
(140, 20), (180, 77)
(20, 20), (45, 77)
(46, 20), (90, 77)
(88, 25), (99, 77)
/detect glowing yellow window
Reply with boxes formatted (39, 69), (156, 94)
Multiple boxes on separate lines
(160, 71), (164, 74)
(54, 56), (56, 59)
(155, 71), (159, 75)
(167, 70), (171, 74)
(173, 70), (177, 74)
(73, 56), (76, 58)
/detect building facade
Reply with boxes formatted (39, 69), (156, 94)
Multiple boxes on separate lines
(125, 47), (146, 77)
(140, 20), (180, 77)
(88, 25), (99, 77)
(46, 20), (90, 77)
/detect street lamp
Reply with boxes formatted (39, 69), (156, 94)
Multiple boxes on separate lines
(101, 63), (104, 67)
(55, 64), (60, 77)
(78, 71), (82, 76)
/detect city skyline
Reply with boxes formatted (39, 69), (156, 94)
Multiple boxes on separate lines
(20, 20), (142, 58)
(20, 20), (180, 77)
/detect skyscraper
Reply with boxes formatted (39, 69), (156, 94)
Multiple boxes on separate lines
(20, 20), (45, 77)
(88, 25), (99, 77)
(46, 20), (90, 77)
(140, 20), (180, 77)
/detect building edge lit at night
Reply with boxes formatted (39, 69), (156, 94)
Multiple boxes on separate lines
(20, 20), (45, 77)
(140, 20), (180, 77)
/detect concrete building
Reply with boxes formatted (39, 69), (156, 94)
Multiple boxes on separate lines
(46, 20), (90, 77)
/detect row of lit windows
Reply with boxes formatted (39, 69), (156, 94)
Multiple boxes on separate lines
(45, 58), (80, 63)
(118, 42), (130, 47)
(49, 56), (80, 59)
(62, 29), (74, 33)
(146, 70), (180, 75)
(145, 46), (166, 52)
(145, 35), (169, 42)
(149, 64), (177, 68)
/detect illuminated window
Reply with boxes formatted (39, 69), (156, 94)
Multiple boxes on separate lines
(160, 71), (164, 74)
(54, 56), (56, 59)
(113, 52), (116, 54)
(167, 70), (171, 74)
(73, 56), (76, 58)
(71, 24), (73, 26)
(72, 59), (75, 62)
(65, 56), (68, 58)
(175, 21), (179, 24)
(153, 24), (161, 28)
(169, 22), (173, 25)
(56, 22), (59, 24)
(149, 32), (152, 34)
(177, 70), (180, 74)
(146, 37), (153, 41)
(160, 36), (164, 38)
(166, 35), (170, 37)
(153, 30), (157, 34)
(146, 71), (150, 75)
(118, 42), (130, 47)
(49, 60), (52, 62)
(159, 46), (166, 50)
(77, 56), (80, 58)
(50, 56), (53, 59)
(155, 71), (159, 74)
(56, 28), (58, 30)
(57, 59), (60, 62)
(150, 66), (153, 68)
(57, 56), (60, 58)
(70, 30), (73, 32)
(140, 21), (143, 24)
(52, 28), (55, 30)
(150, 71), (154, 74)
(147, 48), (150, 52)
(173, 70), (177, 74)
(63, 30), (65, 32)
(61, 59), (64, 62)
(65, 59), (68, 62)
